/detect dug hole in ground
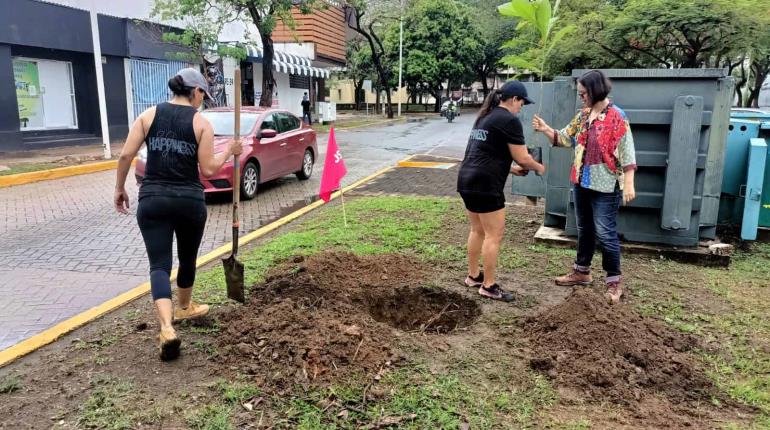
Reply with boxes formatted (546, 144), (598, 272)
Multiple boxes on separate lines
(0, 187), (768, 429)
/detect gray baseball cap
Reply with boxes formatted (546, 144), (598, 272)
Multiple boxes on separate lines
(176, 68), (213, 100)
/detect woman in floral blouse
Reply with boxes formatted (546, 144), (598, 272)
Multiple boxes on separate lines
(532, 70), (636, 303)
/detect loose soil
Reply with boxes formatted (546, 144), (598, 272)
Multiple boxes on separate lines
(525, 288), (714, 406)
(216, 252), (481, 387)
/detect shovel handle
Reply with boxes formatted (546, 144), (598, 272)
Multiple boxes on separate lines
(232, 70), (242, 254)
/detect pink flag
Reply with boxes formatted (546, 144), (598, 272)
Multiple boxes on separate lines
(319, 127), (348, 202)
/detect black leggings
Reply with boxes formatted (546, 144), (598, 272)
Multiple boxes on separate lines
(137, 195), (207, 301)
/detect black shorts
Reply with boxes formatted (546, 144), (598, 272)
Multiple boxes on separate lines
(459, 192), (505, 213)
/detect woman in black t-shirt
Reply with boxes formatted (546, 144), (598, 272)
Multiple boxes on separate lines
(457, 80), (545, 301)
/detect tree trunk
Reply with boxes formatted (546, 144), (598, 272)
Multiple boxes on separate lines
(747, 60), (770, 108)
(354, 79), (364, 109)
(259, 32), (275, 107)
(479, 70), (490, 97)
(431, 89), (441, 112)
(375, 87), (380, 114)
(736, 62), (748, 107)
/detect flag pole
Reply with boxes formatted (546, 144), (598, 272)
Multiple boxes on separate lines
(340, 185), (348, 227)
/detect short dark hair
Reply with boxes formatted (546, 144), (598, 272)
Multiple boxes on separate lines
(578, 70), (612, 105)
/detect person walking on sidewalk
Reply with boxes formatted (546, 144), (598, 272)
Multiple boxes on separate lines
(457, 81), (545, 302)
(114, 68), (242, 360)
(532, 69), (637, 303)
(301, 92), (312, 124)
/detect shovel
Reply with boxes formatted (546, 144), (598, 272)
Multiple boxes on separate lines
(223, 69), (245, 303)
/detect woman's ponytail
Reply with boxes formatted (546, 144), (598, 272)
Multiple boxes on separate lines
(475, 89), (502, 126)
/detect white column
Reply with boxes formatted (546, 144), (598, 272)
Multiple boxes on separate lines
(124, 58), (135, 125)
(89, 6), (111, 159)
(397, 0), (404, 117)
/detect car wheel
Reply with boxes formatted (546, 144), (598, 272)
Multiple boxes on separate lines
(296, 149), (314, 180)
(241, 161), (259, 200)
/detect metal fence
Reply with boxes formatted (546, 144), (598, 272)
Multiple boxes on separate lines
(129, 59), (194, 119)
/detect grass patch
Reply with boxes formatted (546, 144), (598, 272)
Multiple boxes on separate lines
(191, 340), (219, 357)
(493, 373), (557, 427)
(73, 333), (119, 351)
(77, 376), (136, 430)
(0, 375), (21, 394)
(186, 404), (233, 430)
(270, 364), (556, 429)
(555, 418), (593, 430)
(0, 162), (63, 176)
(184, 379), (260, 430)
(216, 379), (261, 404)
(194, 196), (453, 304)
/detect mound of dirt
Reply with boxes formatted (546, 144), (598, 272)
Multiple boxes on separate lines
(216, 252), (480, 387)
(525, 289), (714, 406)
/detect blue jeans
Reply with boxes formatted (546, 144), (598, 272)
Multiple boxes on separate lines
(573, 184), (621, 281)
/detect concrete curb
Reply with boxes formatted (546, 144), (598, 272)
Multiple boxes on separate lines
(0, 155), (420, 368)
(0, 159), (132, 189)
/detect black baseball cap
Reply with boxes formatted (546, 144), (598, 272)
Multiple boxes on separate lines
(499, 80), (534, 105)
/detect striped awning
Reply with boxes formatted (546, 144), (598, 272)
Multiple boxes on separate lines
(246, 46), (330, 78)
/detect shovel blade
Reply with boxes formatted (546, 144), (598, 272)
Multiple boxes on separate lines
(222, 254), (245, 303)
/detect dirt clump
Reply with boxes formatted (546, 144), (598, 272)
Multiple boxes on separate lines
(525, 288), (715, 406)
(216, 252), (480, 387)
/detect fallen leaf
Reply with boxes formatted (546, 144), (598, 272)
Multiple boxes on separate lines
(337, 409), (350, 419)
(242, 403), (253, 411)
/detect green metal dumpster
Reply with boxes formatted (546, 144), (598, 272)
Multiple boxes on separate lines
(537, 69), (734, 247)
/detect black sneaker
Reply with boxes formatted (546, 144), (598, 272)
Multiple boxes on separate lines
(478, 284), (514, 302)
(464, 272), (484, 288)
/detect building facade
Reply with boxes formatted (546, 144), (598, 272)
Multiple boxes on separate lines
(0, 0), (339, 152)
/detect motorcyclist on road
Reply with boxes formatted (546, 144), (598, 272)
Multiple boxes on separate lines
(447, 100), (458, 122)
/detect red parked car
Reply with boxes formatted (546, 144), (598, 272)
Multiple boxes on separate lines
(135, 107), (318, 200)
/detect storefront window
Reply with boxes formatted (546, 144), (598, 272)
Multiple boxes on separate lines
(13, 59), (44, 130)
(13, 58), (77, 131)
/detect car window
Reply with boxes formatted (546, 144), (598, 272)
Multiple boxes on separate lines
(276, 113), (300, 133)
(260, 114), (277, 132)
(202, 111), (259, 136)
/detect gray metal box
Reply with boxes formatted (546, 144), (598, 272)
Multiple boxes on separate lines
(544, 69), (733, 246)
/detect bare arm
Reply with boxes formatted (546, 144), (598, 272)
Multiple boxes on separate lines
(114, 108), (153, 214)
(196, 113), (241, 178)
(508, 144), (545, 176)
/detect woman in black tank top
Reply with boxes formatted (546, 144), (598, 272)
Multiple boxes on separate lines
(114, 68), (241, 361)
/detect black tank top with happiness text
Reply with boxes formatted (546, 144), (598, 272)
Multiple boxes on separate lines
(139, 102), (204, 201)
